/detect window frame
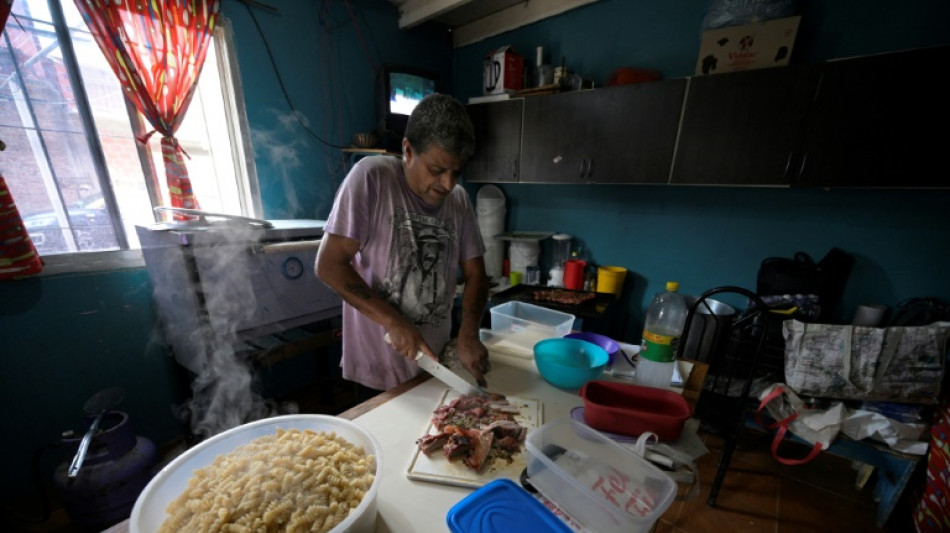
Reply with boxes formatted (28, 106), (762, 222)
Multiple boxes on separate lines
(5, 5), (259, 275)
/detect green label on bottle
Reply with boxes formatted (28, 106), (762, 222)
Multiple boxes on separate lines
(641, 330), (679, 363)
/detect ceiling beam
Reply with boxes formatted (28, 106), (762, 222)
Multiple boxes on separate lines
(398, 0), (476, 29)
(451, 0), (599, 48)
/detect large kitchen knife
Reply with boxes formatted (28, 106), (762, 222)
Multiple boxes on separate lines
(384, 334), (487, 397)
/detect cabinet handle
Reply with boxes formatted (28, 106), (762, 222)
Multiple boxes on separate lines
(587, 158), (594, 181)
(579, 159), (586, 179)
(513, 158), (519, 180)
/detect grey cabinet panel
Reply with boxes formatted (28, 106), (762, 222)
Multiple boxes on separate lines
(465, 99), (523, 183)
(797, 45), (950, 188)
(671, 65), (819, 186)
(520, 80), (686, 184)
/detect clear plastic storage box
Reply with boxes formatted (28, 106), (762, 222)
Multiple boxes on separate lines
(525, 418), (676, 533)
(489, 301), (575, 346)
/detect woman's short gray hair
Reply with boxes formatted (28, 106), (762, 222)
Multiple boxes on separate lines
(404, 93), (475, 161)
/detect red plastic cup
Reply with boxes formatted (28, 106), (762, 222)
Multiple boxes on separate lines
(563, 259), (586, 290)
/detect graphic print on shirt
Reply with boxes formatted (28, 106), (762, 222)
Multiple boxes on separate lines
(380, 209), (456, 325)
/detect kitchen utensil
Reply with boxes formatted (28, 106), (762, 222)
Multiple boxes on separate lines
(352, 131), (379, 148)
(384, 334), (487, 397)
(446, 478), (571, 533)
(525, 418), (676, 533)
(596, 266), (627, 297)
(68, 386), (125, 478)
(130, 415), (381, 533)
(578, 381), (692, 441)
(551, 233), (572, 267)
(533, 338), (608, 389)
(407, 389), (541, 488)
(563, 259), (586, 290)
(564, 331), (620, 363)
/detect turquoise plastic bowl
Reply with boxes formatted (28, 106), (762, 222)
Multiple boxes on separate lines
(534, 338), (609, 389)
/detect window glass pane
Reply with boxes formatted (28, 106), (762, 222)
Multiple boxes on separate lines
(62, 1), (155, 249)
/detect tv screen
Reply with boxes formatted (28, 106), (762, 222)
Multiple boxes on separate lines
(377, 65), (439, 152)
(389, 71), (437, 116)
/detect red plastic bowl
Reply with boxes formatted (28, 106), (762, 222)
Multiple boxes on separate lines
(578, 381), (692, 441)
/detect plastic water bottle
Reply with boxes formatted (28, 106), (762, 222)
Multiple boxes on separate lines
(638, 281), (687, 388)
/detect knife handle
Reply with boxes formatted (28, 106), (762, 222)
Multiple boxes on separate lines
(383, 333), (428, 361)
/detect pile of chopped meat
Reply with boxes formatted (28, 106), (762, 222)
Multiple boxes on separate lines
(416, 393), (528, 472)
(532, 289), (596, 306)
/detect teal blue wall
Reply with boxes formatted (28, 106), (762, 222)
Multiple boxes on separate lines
(453, 0), (950, 338)
(1, 0), (949, 515)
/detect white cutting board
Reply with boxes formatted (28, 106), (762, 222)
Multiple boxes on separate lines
(406, 388), (542, 489)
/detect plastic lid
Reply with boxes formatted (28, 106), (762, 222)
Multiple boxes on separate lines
(666, 281), (679, 291)
(476, 184), (505, 202)
(446, 478), (572, 533)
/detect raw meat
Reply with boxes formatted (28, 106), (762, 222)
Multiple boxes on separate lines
(416, 393), (528, 473)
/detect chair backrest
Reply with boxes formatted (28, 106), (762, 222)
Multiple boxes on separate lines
(678, 287), (778, 434)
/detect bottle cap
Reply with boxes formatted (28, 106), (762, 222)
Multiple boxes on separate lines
(666, 281), (679, 291)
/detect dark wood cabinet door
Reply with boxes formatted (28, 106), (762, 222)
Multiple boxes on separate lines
(797, 46), (950, 188)
(521, 80), (686, 184)
(465, 99), (523, 183)
(671, 65), (819, 186)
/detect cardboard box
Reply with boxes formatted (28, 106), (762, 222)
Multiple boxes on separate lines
(695, 15), (801, 75)
(484, 46), (524, 95)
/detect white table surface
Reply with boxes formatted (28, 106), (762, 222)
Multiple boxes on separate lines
(108, 350), (696, 532)
(353, 350), (587, 532)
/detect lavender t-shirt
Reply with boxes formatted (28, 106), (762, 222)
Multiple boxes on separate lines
(324, 155), (486, 390)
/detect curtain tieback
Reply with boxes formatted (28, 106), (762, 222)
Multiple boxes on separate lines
(136, 130), (191, 160)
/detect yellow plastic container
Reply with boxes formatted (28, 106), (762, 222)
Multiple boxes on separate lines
(596, 266), (627, 296)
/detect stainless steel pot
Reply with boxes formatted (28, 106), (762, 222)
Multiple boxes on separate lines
(682, 296), (736, 363)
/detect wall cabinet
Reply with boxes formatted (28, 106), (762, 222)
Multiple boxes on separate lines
(520, 80), (686, 184)
(670, 65), (820, 186)
(465, 99), (523, 183)
(796, 45), (949, 188)
(464, 45), (949, 188)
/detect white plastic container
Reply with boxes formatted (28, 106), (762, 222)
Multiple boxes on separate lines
(490, 301), (575, 339)
(477, 185), (506, 279)
(129, 415), (381, 533)
(525, 418), (676, 533)
(639, 281), (687, 388)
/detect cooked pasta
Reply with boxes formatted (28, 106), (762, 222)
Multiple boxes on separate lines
(158, 428), (376, 533)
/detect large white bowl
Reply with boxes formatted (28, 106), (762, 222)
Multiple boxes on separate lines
(130, 414), (382, 533)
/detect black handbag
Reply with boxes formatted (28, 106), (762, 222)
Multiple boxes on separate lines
(757, 248), (853, 322)
(757, 252), (823, 297)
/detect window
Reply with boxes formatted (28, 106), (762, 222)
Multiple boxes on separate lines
(0, 0), (258, 269)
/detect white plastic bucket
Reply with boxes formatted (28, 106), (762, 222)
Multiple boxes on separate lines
(509, 240), (540, 275)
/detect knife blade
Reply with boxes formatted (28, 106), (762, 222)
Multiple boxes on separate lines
(384, 334), (487, 397)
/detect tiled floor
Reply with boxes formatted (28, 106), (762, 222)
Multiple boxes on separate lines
(657, 429), (918, 533)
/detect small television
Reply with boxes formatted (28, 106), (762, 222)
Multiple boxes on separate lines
(376, 64), (439, 153)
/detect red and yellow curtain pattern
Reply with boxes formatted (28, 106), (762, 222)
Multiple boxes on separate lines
(1, 1), (43, 280)
(73, 0), (220, 218)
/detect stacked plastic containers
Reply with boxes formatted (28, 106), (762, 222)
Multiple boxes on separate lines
(476, 185), (505, 279)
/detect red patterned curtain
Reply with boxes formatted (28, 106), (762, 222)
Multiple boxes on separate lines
(1, 0), (45, 280)
(73, 0), (220, 218)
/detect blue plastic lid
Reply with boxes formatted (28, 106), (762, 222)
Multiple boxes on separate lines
(446, 478), (572, 533)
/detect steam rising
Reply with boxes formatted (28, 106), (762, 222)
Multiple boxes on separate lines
(250, 109), (308, 217)
(174, 224), (298, 440)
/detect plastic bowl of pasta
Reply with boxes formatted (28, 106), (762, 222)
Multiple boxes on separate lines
(130, 414), (382, 533)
